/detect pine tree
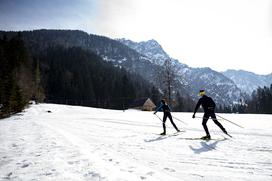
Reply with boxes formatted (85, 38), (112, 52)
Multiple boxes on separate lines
(33, 58), (45, 103)
(9, 84), (25, 113)
(0, 33), (35, 117)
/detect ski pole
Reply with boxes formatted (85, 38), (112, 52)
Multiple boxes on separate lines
(154, 113), (163, 122)
(154, 114), (172, 129)
(154, 114), (186, 131)
(216, 114), (244, 128)
(172, 115), (188, 125)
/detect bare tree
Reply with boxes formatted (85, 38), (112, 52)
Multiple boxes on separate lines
(162, 58), (175, 106)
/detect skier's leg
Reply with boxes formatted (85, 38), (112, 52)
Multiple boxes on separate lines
(161, 113), (167, 134)
(168, 113), (179, 131)
(211, 112), (227, 134)
(202, 113), (210, 136)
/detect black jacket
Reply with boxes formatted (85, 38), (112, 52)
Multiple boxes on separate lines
(194, 95), (216, 114)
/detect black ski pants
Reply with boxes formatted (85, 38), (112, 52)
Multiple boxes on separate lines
(162, 112), (179, 133)
(202, 111), (226, 136)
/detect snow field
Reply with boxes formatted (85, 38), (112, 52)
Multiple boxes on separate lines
(0, 104), (272, 181)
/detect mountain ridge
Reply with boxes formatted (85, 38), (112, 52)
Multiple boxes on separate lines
(2, 29), (269, 106)
(222, 69), (272, 95)
(118, 38), (243, 105)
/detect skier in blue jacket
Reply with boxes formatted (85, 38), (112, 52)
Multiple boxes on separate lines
(154, 99), (180, 135)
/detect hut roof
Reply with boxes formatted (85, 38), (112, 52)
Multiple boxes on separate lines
(130, 98), (153, 108)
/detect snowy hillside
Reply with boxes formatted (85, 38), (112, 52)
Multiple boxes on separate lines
(118, 38), (243, 104)
(181, 67), (242, 104)
(1, 104), (272, 181)
(117, 39), (169, 65)
(222, 69), (272, 95)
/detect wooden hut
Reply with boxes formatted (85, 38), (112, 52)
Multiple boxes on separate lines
(130, 98), (156, 111)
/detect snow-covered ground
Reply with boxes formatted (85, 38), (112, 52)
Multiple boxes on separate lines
(0, 104), (272, 181)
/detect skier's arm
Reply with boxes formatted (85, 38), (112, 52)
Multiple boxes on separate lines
(193, 99), (202, 117)
(154, 104), (163, 114)
(194, 99), (202, 114)
(169, 105), (172, 112)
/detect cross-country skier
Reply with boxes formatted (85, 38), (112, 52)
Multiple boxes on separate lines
(154, 99), (180, 135)
(192, 90), (228, 139)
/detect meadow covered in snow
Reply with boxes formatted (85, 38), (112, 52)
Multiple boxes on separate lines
(0, 104), (272, 181)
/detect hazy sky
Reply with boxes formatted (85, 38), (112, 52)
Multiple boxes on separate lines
(0, 0), (271, 74)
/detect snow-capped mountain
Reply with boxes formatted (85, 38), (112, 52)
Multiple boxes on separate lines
(181, 68), (242, 104)
(222, 70), (272, 95)
(117, 39), (169, 65)
(118, 38), (243, 105)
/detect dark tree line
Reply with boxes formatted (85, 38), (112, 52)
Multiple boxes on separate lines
(246, 84), (272, 114)
(215, 85), (272, 114)
(36, 46), (161, 110)
(0, 34), (42, 117)
(0, 33), (162, 117)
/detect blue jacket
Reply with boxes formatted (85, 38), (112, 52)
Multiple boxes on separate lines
(154, 103), (172, 114)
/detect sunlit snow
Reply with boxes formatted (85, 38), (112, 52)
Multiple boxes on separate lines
(0, 104), (272, 180)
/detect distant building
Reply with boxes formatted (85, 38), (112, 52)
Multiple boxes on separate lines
(130, 98), (156, 111)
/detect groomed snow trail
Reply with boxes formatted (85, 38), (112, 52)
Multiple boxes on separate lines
(0, 104), (272, 181)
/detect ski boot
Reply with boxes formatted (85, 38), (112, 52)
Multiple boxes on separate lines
(200, 135), (211, 140)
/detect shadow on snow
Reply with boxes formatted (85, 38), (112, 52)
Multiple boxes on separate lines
(188, 139), (227, 154)
(144, 134), (179, 142)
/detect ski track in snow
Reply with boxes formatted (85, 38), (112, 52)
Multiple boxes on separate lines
(0, 104), (272, 181)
